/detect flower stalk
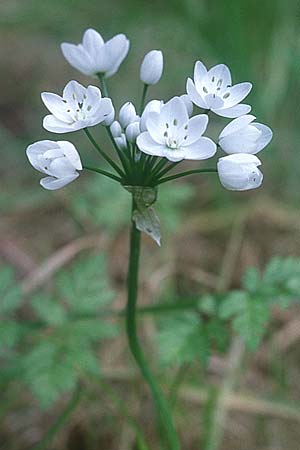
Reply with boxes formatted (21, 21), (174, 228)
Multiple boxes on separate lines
(126, 197), (181, 450)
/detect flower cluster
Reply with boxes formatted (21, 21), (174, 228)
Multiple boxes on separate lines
(26, 27), (272, 193)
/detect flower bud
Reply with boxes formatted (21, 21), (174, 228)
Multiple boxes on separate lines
(140, 50), (163, 85)
(217, 154), (263, 191)
(110, 120), (122, 138)
(119, 102), (137, 128)
(102, 99), (115, 126)
(126, 121), (140, 143)
(115, 133), (127, 150)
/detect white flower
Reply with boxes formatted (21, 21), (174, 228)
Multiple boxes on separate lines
(136, 97), (216, 162)
(219, 115), (273, 154)
(140, 50), (163, 85)
(61, 28), (129, 77)
(26, 140), (82, 190)
(140, 100), (164, 132)
(41, 80), (112, 133)
(217, 153), (263, 191)
(119, 102), (139, 128)
(126, 121), (140, 143)
(186, 61), (252, 118)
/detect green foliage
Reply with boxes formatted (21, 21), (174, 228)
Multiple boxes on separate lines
(157, 312), (210, 367)
(0, 254), (117, 408)
(0, 266), (22, 314)
(220, 257), (300, 350)
(3, 255), (300, 407)
(157, 257), (300, 368)
(0, 266), (23, 353)
(157, 295), (229, 368)
(69, 175), (195, 235)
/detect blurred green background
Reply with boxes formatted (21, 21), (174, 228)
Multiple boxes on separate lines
(2, 0), (300, 449)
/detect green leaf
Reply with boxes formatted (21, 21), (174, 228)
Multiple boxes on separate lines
(0, 320), (21, 349)
(57, 254), (115, 314)
(21, 340), (77, 408)
(220, 291), (270, 350)
(0, 266), (22, 314)
(31, 294), (67, 326)
(242, 267), (261, 293)
(157, 312), (210, 367)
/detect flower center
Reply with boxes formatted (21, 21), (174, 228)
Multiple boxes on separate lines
(163, 119), (186, 150)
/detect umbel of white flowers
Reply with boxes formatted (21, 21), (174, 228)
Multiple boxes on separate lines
(26, 27), (273, 192)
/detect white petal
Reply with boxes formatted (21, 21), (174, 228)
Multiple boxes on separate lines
(82, 29), (104, 56)
(252, 123), (273, 153)
(43, 115), (78, 133)
(163, 149), (186, 162)
(219, 126), (262, 154)
(219, 153), (261, 165)
(213, 103), (251, 118)
(219, 115), (256, 139)
(136, 132), (166, 157)
(82, 29), (108, 73)
(48, 157), (77, 178)
(180, 94), (193, 116)
(186, 78), (207, 109)
(145, 112), (165, 144)
(43, 149), (64, 159)
(63, 80), (86, 105)
(203, 93), (224, 110)
(181, 114), (208, 145)
(41, 93), (73, 123)
(160, 97), (189, 128)
(140, 100), (164, 131)
(206, 64), (232, 88)
(183, 137), (217, 160)
(57, 141), (82, 170)
(104, 34), (130, 77)
(193, 61), (208, 90)
(26, 140), (58, 172)
(61, 43), (94, 75)
(221, 82), (252, 108)
(40, 174), (79, 190)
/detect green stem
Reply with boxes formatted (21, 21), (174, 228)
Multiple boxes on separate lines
(155, 161), (181, 179)
(97, 73), (108, 97)
(106, 126), (132, 175)
(83, 165), (122, 182)
(140, 84), (149, 115)
(84, 128), (125, 177)
(31, 386), (83, 450)
(126, 198), (181, 450)
(157, 168), (217, 184)
(144, 158), (168, 185)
